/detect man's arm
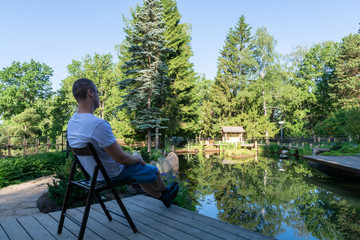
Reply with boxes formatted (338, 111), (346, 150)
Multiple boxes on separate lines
(104, 141), (146, 166)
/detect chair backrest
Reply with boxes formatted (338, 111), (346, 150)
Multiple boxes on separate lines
(69, 142), (113, 184)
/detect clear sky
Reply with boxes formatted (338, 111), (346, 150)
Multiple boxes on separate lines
(0, 0), (359, 91)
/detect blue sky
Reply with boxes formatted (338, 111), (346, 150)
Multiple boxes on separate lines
(0, 0), (359, 91)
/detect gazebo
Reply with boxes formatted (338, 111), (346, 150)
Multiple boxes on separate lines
(221, 126), (245, 143)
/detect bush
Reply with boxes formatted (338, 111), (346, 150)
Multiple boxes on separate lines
(0, 152), (66, 188)
(48, 156), (87, 207)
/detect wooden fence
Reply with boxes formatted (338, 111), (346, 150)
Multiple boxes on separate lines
(0, 135), (150, 158)
(0, 137), (64, 158)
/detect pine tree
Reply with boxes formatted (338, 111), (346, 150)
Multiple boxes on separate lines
(204, 15), (257, 136)
(120, 0), (171, 152)
(331, 33), (360, 108)
(161, 0), (198, 137)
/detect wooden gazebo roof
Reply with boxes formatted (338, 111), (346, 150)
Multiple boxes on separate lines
(221, 126), (245, 133)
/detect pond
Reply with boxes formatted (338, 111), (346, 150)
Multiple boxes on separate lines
(177, 153), (360, 240)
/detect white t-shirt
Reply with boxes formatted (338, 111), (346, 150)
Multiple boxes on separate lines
(67, 113), (124, 181)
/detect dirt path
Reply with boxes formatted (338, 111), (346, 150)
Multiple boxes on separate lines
(0, 175), (54, 221)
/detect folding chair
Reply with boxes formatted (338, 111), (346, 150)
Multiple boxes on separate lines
(57, 142), (138, 240)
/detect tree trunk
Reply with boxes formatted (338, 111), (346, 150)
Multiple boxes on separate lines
(147, 96), (151, 153)
(155, 127), (159, 150)
(263, 90), (269, 142)
(147, 128), (151, 153)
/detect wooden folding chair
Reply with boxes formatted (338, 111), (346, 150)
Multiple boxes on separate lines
(57, 142), (138, 240)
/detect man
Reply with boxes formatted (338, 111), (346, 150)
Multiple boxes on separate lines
(67, 78), (179, 207)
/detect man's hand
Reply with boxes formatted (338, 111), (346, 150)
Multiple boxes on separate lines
(134, 155), (146, 166)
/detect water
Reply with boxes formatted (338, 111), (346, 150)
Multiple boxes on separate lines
(178, 154), (360, 240)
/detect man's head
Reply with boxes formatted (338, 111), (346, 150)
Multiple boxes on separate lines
(72, 78), (99, 110)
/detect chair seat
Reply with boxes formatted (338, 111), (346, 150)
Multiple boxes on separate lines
(72, 179), (136, 192)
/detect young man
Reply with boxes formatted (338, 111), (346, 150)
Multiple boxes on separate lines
(67, 78), (179, 207)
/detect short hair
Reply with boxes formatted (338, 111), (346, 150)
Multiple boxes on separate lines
(72, 78), (96, 101)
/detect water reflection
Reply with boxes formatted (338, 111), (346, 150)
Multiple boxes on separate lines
(180, 154), (360, 240)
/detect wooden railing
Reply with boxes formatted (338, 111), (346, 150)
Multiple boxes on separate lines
(0, 137), (64, 158)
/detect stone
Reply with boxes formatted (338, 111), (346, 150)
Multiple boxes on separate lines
(166, 152), (179, 173)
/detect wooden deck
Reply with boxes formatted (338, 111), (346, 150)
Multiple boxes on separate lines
(303, 155), (360, 174)
(0, 195), (272, 240)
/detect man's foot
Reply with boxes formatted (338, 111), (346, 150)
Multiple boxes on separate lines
(160, 182), (179, 208)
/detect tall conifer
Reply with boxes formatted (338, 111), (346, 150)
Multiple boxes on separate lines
(120, 0), (171, 152)
(204, 15), (256, 136)
(161, 0), (197, 137)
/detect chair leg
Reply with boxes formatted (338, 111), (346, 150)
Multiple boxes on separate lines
(110, 187), (138, 233)
(94, 192), (112, 221)
(57, 183), (72, 234)
(58, 160), (77, 234)
(78, 184), (96, 240)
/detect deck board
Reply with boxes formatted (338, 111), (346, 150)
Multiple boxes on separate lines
(0, 195), (273, 240)
(17, 215), (56, 240)
(123, 196), (239, 240)
(0, 224), (9, 240)
(0, 218), (32, 240)
(303, 155), (360, 174)
(132, 195), (271, 240)
(91, 203), (173, 240)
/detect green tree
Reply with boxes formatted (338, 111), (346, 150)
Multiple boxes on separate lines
(57, 53), (118, 127)
(331, 33), (360, 109)
(251, 27), (278, 140)
(204, 15), (257, 137)
(120, 0), (172, 152)
(0, 60), (53, 119)
(161, 0), (198, 137)
(298, 41), (338, 126)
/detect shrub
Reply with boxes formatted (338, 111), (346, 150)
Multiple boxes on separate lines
(0, 152), (66, 188)
(120, 145), (133, 154)
(48, 156), (87, 207)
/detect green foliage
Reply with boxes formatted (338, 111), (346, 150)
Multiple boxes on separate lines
(48, 156), (87, 207)
(321, 142), (360, 156)
(161, 0), (198, 137)
(150, 149), (163, 161)
(331, 34), (360, 109)
(120, 0), (172, 151)
(140, 147), (150, 162)
(297, 145), (313, 156)
(225, 148), (253, 156)
(0, 152), (66, 188)
(120, 145), (133, 154)
(0, 60), (53, 120)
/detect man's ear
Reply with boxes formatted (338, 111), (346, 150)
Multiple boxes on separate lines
(87, 89), (94, 97)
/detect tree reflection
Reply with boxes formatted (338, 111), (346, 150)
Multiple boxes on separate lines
(182, 154), (360, 240)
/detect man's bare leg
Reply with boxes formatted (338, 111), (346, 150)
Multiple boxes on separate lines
(139, 171), (166, 198)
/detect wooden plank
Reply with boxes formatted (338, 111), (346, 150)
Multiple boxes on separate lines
(0, 224), (9, 240)
(122, 198), (225, 240)
(132, 195), (273, 240)
(17, 215), (56, 240)
(0, 218), (32, 240)
(76, 205), (151, 240)
(66, 208), (127, 240)
(49, 210), (103, 240)
(105, 200), (195, 240)
(303, 155), (360, 174)
(125, 196), (244, 240)
(91, 203), (172, 240)
(33, 213), (77, 240)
